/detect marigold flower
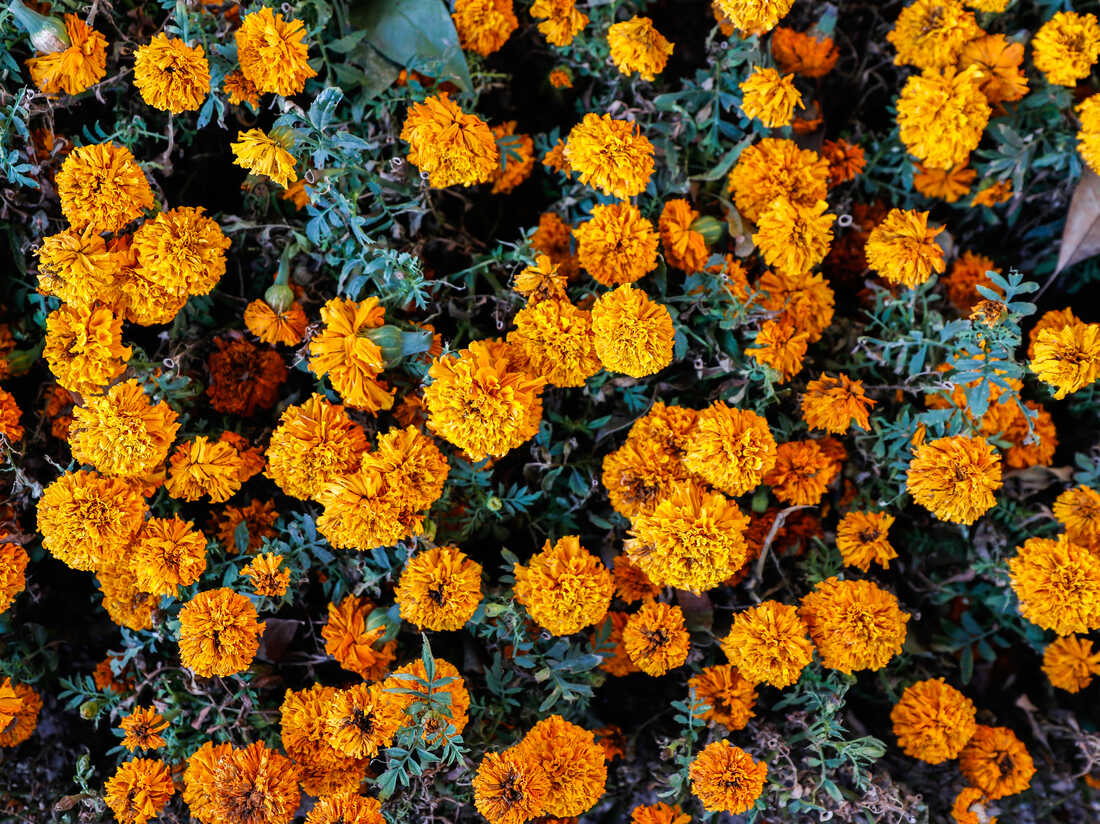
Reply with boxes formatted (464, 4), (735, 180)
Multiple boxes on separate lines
(178, 588), (262, 677)
(834, 510), (896, 571)
(490, 122), (535, 196)
(728, 138), (829, 223)
(395, 545), (482, 631)
(308, 297), (395, 411)
(96, 559), (158, 630)
(574, 202), (659, 286)
(951, 786), (994, 824)
(659, 199), (709, 273)
(602, 438), (684, 518)
(1043, 635), (1100, 693)
(822, 138), (866, 186)
(1009, 534), (1100, 634)
(130, 517), (207, 598)
(531, 212), (580, 278)
(452, 0), (517, 56)
(619, 600), (689, 676)
(513, 536), (612, 635)
(799, 577), (909, 673)
(38, 229), (120, 313)
(595, 610), (640, 676)
(684, 402), (776, 497)
(564, 113), (655, 200)
(166, 436), (245, 503)
(231, 128), (298, 188)
(1033, 11), (1100, 87)
(304, 794), (384, 824)
(764, 440), (839, 506)
(1054, 485), (1100, 550)
(207, 740), (301, 824)
(591, 284), (675, 378)
(887, 0), (981, 70)
(384, 657), (470, 745)
(280, 684), (368, 797)
(241, 553), (290, 598)
(914, 162), (976, 202)
(317, 466), (415, 550)
(322, 595), (396, 679)
(0, 389), (24, 442)
(25, 13), (107, 95)
(906, 435), (1001, 524)
(945, 251), (1000, 313)
(1030, 320), (1100, 399)
(713, 0), (794, 35)
(607, 16), (673, 82)
(119, 706), (169, 752)
(746, 317), (808, 381)
(132, 206), (231, 297)
(959, 34), (1028, 105)
(689, 664), (757, 729)
(68, 380), (178, 477)
(104, 758), (174, 824)
(1078, 95), (1100, 176)
(401, 93), (499, 188)
(530, 0), (588, 47)
(721, 600), (813, 688)
(223, 69), (260, 107)
(235, 6), (316, 96)
(133, 34), (209, 113)
(215, 499), (279, 554)
(0, 679), (41, 747)
(772, 27), (838, 78)
(972, 181), (1012, 208)
(326, 682), (402, 759)
(513, 256), (567, 304)
(507, 297), (600, 387)
(0, 538), (28, 615)
(740, 66), (802, 128)
(897, 67), (990, 171)
(890, 678), (977, 764)
(37, 470), (145, 571)
(611, 553), (660, 604)
(473, 747), (550, 824)
(244, 299), (308, 346)
(689, 739), (768, 814)
(959, 725), (1035, 800)
(55, 143), (154, 234)
(753, 197), (834, 276)
(518, 714), (606, 816)
(264, 394), (367, 500)
(865, 208), (945, 288)
(800, 373), (874, 434)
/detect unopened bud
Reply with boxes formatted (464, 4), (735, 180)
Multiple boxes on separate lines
(263, 283), (295, 313)
(690, 215), (725, 247)
(8, 1), (70, 53)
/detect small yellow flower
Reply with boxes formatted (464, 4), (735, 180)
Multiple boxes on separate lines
(231, 128), (298, 188)
(740, 66), (802, 128)
(607, 16), (674, 82)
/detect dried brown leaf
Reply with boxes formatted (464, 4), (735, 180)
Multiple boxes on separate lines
(1057, 167), (1100, 274)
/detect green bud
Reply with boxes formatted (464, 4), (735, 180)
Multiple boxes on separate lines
(263, 283), (295, 313)
(485, 495), (503, 513)
(690, 215), (725, 247)
(751, 487), (770, 515)
(363, 325), (433, 368)
(78, 699), (103, 720)
(8, 1), (69, 53)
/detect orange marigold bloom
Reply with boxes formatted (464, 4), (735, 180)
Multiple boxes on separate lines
(133, 34), (210, 113)
(167, 436), (245, 503)
(959, 725), (1035, 800)
(473, 747), (550, 824)
(631, 802), (692, 824)
(607, 16), (674, 82)
(801, 373), (875, 433)
(745, 317), (808, 381)
(907, 435), (1001, 525)
(972, 180), (1013, 208)
(1032, 11), (1100, 87)
(514, 536), (613, 636)
(131, 517), (207, 597)
(1028, 307), (1079, 361)
(1078, 95), (1100, 176)
(951, 786), (996, 824)
(659, 199), (709, 273)
(325, 682), (402, 759)
(401, 93), (499, 187)
(914, 162), (977, 203)
(612, 553), (660, 604)
(223, 69), (260, 107)
(591, 284), (675, 378)
(595, 610), (640, 676)
(37, 470), (145, 571)
(1043, 635), (1100, 693)
(395, 545), (483, 631)
(772, 27), (838, 77)
(384, 657), (470, 745)
(0, 537), (29, 614)
(232, 127), (298, 187)
(322, 595), (397, 680)
(602, 435), (685, 518)
(959, 34), (1028, 105)
(689, 664), (757, 729)
(304, 794), (384, 824)
(453, 0), (517, 56)
(689, 739), (768, 814)
(178, 588), (263, 677)
(96, 561), (158, 631)
(684, 402), (777, 497)
(574, 202), (659, 286)
(242, 552), (290, 598)
(265, 394), (368, 501)
(740, 66), (802, 128)
(214, 499), (279, 554)
(866, 208), (946, 288)
(891, 678), (977, 764)
(1030, 319), (1100, 399)
(25, 13), (107, 96)
(822, 139), (866, 186)
(360, 425), (448, 514)
(280, 685), (367, 797)
(207, 741), (301, 824)
(513, 255), (567, 304)
(316, 467), (413, 550)
(1054, 485), (1100, 550)
(564, 113), (655, 200)
(518, 715), (606, 817)
(508, 297), (600, 387)
(309, 297), (395, 412)
(235, 6), (316, 96)
(530, 0), (588, 47)
(728, 138), (829, 223)
(897, 66), (990, 171)
(490, 121), (535, 195)
(119, 706), (169, 752)
(207, 337), (286, 417)
(132, 206), (231, 298)
(753, 197), (834, 276)
(764, 440), (840, 506)
(1008, 535), (1100, 634)
(622, 600), (690, 676)
(531, 212), (579, 279)
(104, 758), (174, 824)
(43, 303), (131, 396)
(56, 142), (154, 234)
(0, 388), (23, 442)
(836, 511), (897, 571)
(0, 679), (41, 747)
(887, 0), (980, 70)
(946, 252), (1000, 313)
(800, 577), (909, 673)
(721, 600), (813, 688)
(244, 299), (307, 346)
(757, 269), (835, 343)
(68, 380), (179, 478)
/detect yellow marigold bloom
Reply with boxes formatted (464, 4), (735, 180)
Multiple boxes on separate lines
(68, 380), (179, 477)
(801, 373), (874, 434)
(574, 202), (659, 286)
(1054, 485), (1100, 549)
(746, 317), (808, 381)
(591, 284), (675, 379)
(753, 197), (834, 276)
(322, 596), (397, 680)
(914, 162), (976, 202)
(966, 0), (1007, 8)
(865, 208), (945, 288)
(384, 657), (470, 745)
(756, 269), (834, 343)
(531, 211), (580, 278)
(0, 538), (29, 614)
(473, 747), (550, 824)
(689, 739), (768, 814)
(629, 481), (750, 592)
(721, 600), (813, 688)
(244, 298), (307, 346)
(1033, 11), (1100, 87)
(37, 230), (122, 314)
(453, 0), (517, 56)
(207, 741), (301, 824)
(836, 511), (897, 572)
(728, 138), (829, 223)
(241, 552), (290, 598)
(602, 438), (685, 519)
(518, 715), (606, 817)
(119, 706), (168, 752)
(960, 34), (1028, 105)
(223, 69), (260, 107)
(621, 601), (690, 676)
(25, 13), (107, 95)
(325, 682), (402, 759)
(133, 34), (209, 113)
(425, 340), (545, 461)
(360, 425), (449, 516)
(305, 794), (384, 824)
(1078, 95), (1100, 177)
(280, 685), (367, 798)
(898, 67), (990, 171)
(308, 297), (395, 411)
(178, 588), (262, 677)
(764, 440), (839, 506)
(960, 725), (1035, 800)
(892, 679), (977, 767)
(887, 0), (980, 69)
(1009, 534), (1100, 634)
(659, 199), (709, 273)
(37, 470), (145, 571)
(1030, 320), (1100, 399)
(1044, 635), (1100, 693)
(97, 559), (157, 630)
(513, 255), (567, 304)
(132, 205), (230, 297)
(235, 6), (316, 96)
(55, 142), (154, 233)
(740, 66), (802, 128)
(1029, 308), (1081, 361)
(607, 16), (673, 82)
(530, 0), (588, 47)
(689, 664), (757, 729)
(231, 128), (298, 188)
(906, 435), (1001, 524)
(713, 0), (794, 36)
(772, 26), (839, 78)
(507, 297), (600, 387)
(395, 545), (482, 631)
(799, 577), (909, 673)
(265, 394), (368, 500)
(109, 236), (188, 325)
(684, 402), (776, 497)
(400, 93), (498, 188)
(131, 517), (207, 597)
(104, 758), (174, 824)
(514, 536), (613, 635)
(317, 467), (414, 550)
(564, 113), (655, 200)
(0, 679), (41, 747)
(166, 436), (245, 503)
(611, 553), (660, 603)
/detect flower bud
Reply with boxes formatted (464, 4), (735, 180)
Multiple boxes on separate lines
(362, 325), (433, 368)
(263, 283), (295, 313)
(8, 1), (69, 53)
(690, 215), (725, 247)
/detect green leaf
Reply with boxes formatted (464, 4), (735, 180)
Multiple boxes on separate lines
(351, 0), (472, 93)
